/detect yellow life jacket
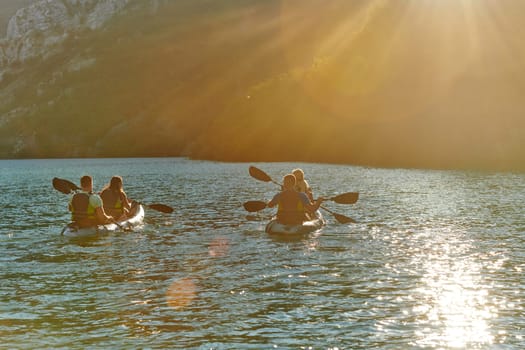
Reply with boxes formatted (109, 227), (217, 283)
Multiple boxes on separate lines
(276, 190), (306, 225)
(100, 189), (124, 217)
(70, 192), (97, 226)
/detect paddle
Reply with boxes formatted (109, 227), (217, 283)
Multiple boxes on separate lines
(249, 166), (282, 187)
(243, 198), (356, 225)
(247, 166), (357, 224)
(320, 205), (356, 224)
(138, 202), (174, 214)
(249, 167), (358, 205)
(53, 177), (133, 231)
(243, 200), (267, 212)
(327, 192), (359, 205)
(52, 177), (173, 214)
(53, 177), (80, 194)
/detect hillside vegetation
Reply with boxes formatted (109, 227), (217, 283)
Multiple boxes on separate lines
(1, 0), (524, 171)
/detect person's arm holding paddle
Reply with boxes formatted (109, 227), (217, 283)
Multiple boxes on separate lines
(116, 176), (132, 217)
(120, 190), (132, 215)
(91, 195), (114, 224)
(300, 192), (324, 216)
(272, 190), (323, 213)
(267, 193), (280, 209)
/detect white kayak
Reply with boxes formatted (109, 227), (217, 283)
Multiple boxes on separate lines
(61, 202), (145, 238)
(265, 211), (326, 235)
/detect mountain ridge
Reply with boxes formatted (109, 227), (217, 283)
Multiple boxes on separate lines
(0, 0), (524, 172)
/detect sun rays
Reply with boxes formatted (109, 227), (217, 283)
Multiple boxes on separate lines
(57, 0), (524, 170)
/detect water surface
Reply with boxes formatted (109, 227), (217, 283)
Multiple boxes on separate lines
(1, 158), (524, 349)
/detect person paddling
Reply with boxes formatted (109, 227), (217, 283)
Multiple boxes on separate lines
(100, 176), (132, 221)
(69, 175), (113, 227)
(292, 168), (314, 201)
(267, 174), (323, 225)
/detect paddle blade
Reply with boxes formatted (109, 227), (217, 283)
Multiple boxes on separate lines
(320, 205), (356, 224)
(52, 177), (80, 194)
(329, 192), (359, 204)
(249, 166), (272, 182)
(333, 213), (357, 224)
(147, 203), (174, 214)
(243, 200), (267, 212)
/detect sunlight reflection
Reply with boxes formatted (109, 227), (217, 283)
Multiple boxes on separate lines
(413, 233), (497, 348)
(166, 277), (197, 310)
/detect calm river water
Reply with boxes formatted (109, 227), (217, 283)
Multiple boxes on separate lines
(1, 158), (524, 349)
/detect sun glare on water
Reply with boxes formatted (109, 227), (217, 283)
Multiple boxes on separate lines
(409, 228), (500, 348)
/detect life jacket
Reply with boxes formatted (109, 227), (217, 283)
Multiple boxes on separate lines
(100, 189), (124, 218)
(276, 190), (307, 225)
(70, 192), (97, 227)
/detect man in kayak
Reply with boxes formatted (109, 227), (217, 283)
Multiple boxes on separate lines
(267, 174), (324, 225)
(100, 176), (132, 220)
(69, 175), (114, 227)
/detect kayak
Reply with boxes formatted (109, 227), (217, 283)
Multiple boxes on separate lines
(265, 211), (326, 235)
(61, 202), (145, 238)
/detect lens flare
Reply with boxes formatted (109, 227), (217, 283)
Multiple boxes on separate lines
(209, 237), (230, 257)
(166, 277), (197, 310)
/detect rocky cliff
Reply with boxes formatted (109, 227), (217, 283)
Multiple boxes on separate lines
(0, 0), (129, 67)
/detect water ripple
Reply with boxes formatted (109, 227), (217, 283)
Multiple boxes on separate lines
(1, 159), (524, 349)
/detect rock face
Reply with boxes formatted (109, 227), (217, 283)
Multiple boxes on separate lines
(0, 0), (129, 66)
(0, 0), (172, 159)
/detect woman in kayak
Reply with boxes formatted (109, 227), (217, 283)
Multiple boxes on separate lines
(267, 174), (323, 225)
(292, 168), (314, 201)
(100, 176), (132, 220)
(69, 175), (114, 227)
